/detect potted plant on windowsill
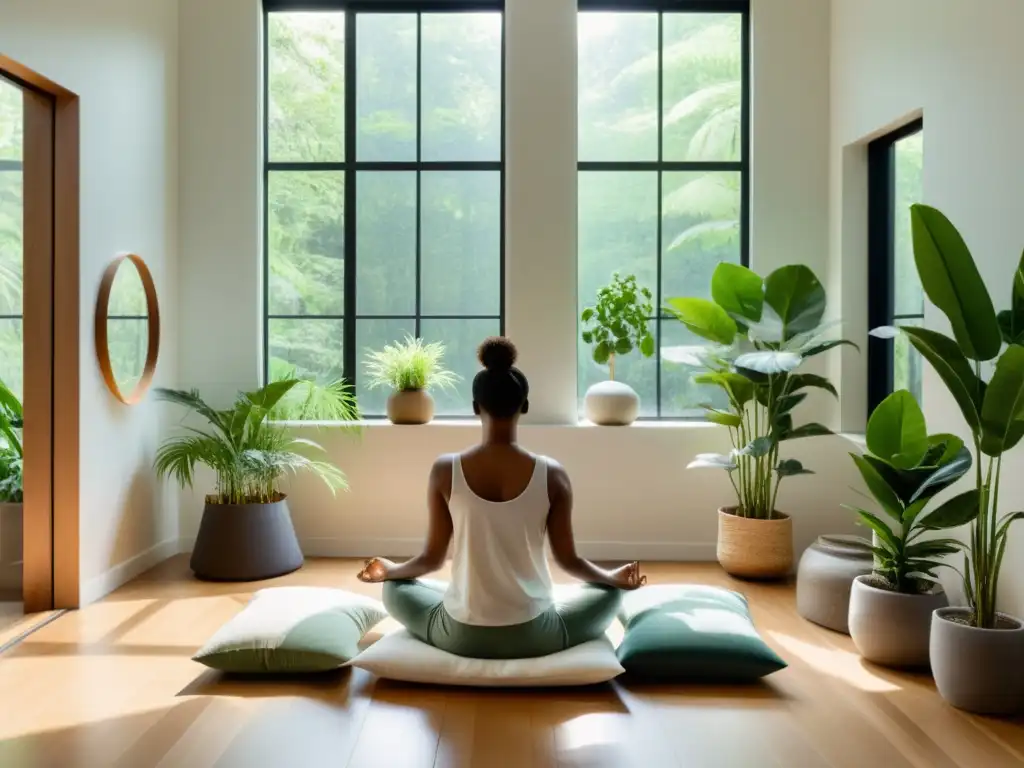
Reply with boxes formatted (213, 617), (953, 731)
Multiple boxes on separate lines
(364, 336), (459, 425)
(0, 379), (22, 593)
(845, 389), (976, 668)
(874, 204), (1024, 714)
(666, 262), (853, 579)
(580, 273), (655, 426)
(155, 378), (355, 581)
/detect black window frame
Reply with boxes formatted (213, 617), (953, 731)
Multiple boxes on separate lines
(262, 0), (506, 416)
(577, 0), (751, 419)
(867, 118), (924, 415)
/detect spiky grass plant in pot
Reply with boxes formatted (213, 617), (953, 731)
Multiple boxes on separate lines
(155, 378), (353, 581)
(364, 336), (459, 425)
(845, 390), (976, 668)
(874, 205), (1024, 714)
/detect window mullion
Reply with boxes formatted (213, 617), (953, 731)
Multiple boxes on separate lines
(343, 8), (358, 389)
(415, 11), (423, 339)
(655, 10), (663, 419)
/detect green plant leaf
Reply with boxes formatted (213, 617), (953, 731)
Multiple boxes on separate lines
(640, 334), (655, 357)
(581, 307), (595, 323)
(664, 297), (737, 345)
(919, 489), (980, 530)
(908, 447), (973, 505)
(593, 341), (611, 365)
(801, 339), (858, 358)
(901, 326), (985, 433)
(866, 390), (929, 469)
(704, 408), (743, 428)
(996, 511), (1024, 541)
(615, 337), (633, 355)
(787, 373), (837, 398)
(776, 458), (813, 477)
(997, 310), (1024, 345)
(855, 510), (900, 552)
(693, 372), (754, 407)
(734, 350), (803, 374)
(741, 437), (773, 458)
(851, 454), (904, 522)
(980, 344), (1024, 456)
(582, 331), (593, 345)
(910, 204), (1001, 361)
(926, 433), (965, 466)
(904, 538), (964, 559)
(902, 497), (928, 528)
(763, 264), (826, 340)
(779, 422), (832, 441)
(775, 392), (807, 416)
(710, 262), (763, 324)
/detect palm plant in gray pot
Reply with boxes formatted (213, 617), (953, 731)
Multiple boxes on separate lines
(845, 390), (976, 668)
(155, 378), (355, 581)
(874, 204), (1024, 714)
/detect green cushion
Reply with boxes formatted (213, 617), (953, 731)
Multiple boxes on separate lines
(193, 587), (386, 673)
(616, 584), (787, 681)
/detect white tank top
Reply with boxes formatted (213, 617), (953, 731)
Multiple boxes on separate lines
(442, 453), (555, 626)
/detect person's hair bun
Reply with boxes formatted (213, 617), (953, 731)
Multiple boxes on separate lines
(478, 336), (517, 372)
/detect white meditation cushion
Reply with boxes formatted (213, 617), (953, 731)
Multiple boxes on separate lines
(348, 629), (624, 687)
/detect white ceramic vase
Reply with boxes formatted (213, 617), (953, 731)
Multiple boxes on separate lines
(584, 380), (639, 426)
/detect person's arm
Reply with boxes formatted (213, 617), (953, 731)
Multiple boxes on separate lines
(546, 461), (645, 589)
(357, 457), (453, 583)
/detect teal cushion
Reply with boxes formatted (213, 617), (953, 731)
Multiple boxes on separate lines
(616, 584), (787, 681)
(194, 587), (386, 673)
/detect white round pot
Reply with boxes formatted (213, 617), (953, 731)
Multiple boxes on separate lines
(848, 575), (947, 668)
(584, 380), (639, 426)
(930, 607), (1024, 715)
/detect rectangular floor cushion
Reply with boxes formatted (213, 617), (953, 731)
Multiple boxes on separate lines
(348, 629), (624, 687)
(616, 584), (787, 681)
(193, 586), (387, 673)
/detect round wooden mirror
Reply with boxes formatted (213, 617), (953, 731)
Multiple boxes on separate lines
(94, 253), (160, 405)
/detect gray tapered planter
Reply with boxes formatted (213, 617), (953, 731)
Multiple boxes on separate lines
(190, 497), (303, 581)
(931, 608), (1024, 715)
(848, 575), (947, 668)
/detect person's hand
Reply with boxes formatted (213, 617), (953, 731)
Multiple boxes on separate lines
(357, 557), (396, 583)
(608, 561), (646, 590)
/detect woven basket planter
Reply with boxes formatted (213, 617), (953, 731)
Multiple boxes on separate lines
(717, 507), (793, 580)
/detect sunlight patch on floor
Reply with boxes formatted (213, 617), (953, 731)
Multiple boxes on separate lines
(768, 631), (900, 693)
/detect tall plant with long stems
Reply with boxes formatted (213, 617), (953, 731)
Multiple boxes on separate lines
(668, 262), (854, 520)
(873, 204), (1024, 629)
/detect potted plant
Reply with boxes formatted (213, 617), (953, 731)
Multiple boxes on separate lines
(0, 379), (21, 593)
(667, 262), (853, 579)
(155, 378), (352, 581)
(845, 389), (976, 668)
(875, 205), (1024, 714)
(364, 336), (459, 425)
(580, 273), (655, 426)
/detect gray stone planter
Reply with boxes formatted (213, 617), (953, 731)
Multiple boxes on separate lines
(848, 574), (947, 668)
(190, 497), (303, 582)
(930, 607), (1024, 715)
(796, 535), (873, 634)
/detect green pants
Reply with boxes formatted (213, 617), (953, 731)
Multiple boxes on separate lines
(383, 579), (622, 659)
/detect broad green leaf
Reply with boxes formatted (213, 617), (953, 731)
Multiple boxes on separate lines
(711, 262), (763, 325)
(908, 447), (973, 505)
(855, 510), (900, 552)
(901, 326), (985, 433)
(775, 392), (807, 416)
(639, 334), (655, 357)
(741, 437), (774, 458)
(997, 310), (1024, 345)
(851, 453), (903, 522)
(704, 408), (743, 428)
(664, 297), (737, 345)
(866, 390), (929, 469)
(981, 344), (1024, 456)
(905, 538), (964, 558)
(615, 337), (633, 355)
(902, 497), (928, 528)
(581, 307), (595, 323)
(926, 433), (965, 466)
(787, 373), (837, 398)
(776, 458), (813, 477)
(593, 341), (611, 365)
(802, 339), (858, 358)
(919, 489), (980, 530)
(734, 350), (802, 374)
(693, 371), (754, 406)
(861, 454), (919, 506)
(779, 422), (832, 441)
(910, 204), (1000, 361)
(763, 265), (826, 340)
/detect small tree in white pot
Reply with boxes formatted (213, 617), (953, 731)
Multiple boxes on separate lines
(580, 273), (655, 426)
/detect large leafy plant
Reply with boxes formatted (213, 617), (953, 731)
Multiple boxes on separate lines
(155, 379), (347, 505)
(268, 361), (361, 422)
(364, 336), (459, 393)
(872, 204), (1024, 628)
(0, 379), (21, 503)
(580, 273), (655, 380)
(667, 262), (853, 520)
(847, 390), (977, 594)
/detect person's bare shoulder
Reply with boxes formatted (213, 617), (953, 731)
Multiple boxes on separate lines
(545, 457), (571, 500)
(430, 454), (455, 499)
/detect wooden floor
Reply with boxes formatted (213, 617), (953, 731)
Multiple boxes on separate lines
(0, 557), (1020, 767)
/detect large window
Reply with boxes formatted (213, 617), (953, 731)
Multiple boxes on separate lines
(868, 120), (924, 413)
(577, 1), (749, 418)
(0, 77), (22, 400)
(264, 1), (504, 417)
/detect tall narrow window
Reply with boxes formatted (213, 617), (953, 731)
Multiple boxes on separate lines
(577, 1), (749, 418)
(0, 77), (22, 399)
(264, 2), (504, 417)
(868, 120), (924, 413)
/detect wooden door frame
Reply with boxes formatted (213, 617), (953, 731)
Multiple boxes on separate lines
(0, 55), (80, 611)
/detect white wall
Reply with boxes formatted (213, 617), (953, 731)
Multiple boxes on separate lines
(830, 0), (1024, 614)
(0, 0), (181, 604)
(175, 0), (864, 561)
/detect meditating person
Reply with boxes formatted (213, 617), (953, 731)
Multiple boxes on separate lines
(357, 336), (645, 659)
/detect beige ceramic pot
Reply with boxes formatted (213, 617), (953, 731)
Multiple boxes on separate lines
(584, 380), (640, 426)
(717, 507), (793, 579)
(387, 389), (434, 425)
